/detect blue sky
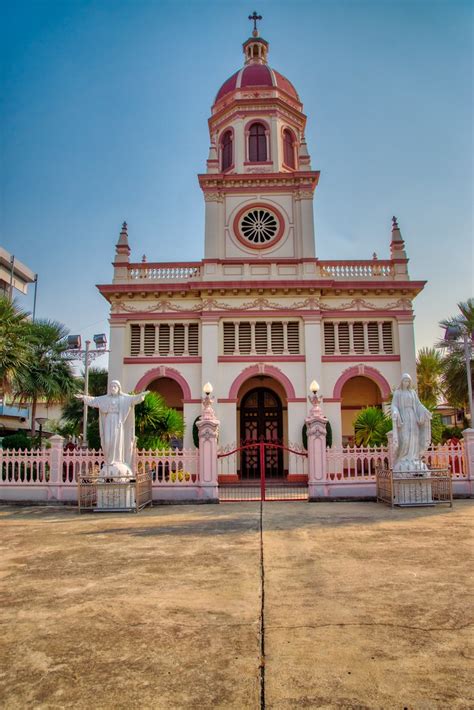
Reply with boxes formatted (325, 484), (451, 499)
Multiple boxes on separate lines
(2, 0), (472, 363)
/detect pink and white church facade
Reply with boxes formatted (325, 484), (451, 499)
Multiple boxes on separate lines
(98, 25), (425, 465)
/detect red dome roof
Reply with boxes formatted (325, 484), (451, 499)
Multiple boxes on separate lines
(215, 64), (299, 103)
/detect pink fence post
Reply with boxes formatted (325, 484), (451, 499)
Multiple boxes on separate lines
(48, 435), (65, 501)
(306, 389), (328, 501)
(462, 428), (474, 497)
(196, 388), (219, 503)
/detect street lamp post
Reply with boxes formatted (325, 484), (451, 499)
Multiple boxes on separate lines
(35, 416), (48, 448)
(65, 334), (109, 447)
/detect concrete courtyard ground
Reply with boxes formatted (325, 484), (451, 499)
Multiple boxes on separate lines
(0, 501), (472, 710)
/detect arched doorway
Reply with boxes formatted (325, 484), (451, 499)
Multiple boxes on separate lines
(147, 377), (184, 413)
(240, 387), (284, 479)
(341, 375), (383, 444)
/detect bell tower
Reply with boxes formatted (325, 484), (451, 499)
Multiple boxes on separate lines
(198, 15), (320, 265)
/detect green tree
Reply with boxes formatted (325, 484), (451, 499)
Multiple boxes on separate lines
(416, 347), (444, 408)
(0, 296), (31, 399)
(12, 320), (78, 436)
(353, 407), (392, 447)
(61, 368), (108, 443)
(438, 298), (474, 414)
(135, 391), (184, 449)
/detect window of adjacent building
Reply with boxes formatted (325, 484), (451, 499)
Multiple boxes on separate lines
(283, 128), (295, 168)
(130, 323), (199, 356)
(221, 129), (233, 171)
(248, 122), (267, 162)
(223, 321), (300, 355)
(323, 321), (394, 355)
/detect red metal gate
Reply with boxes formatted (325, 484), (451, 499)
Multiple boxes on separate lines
(218, 441), (308, 502)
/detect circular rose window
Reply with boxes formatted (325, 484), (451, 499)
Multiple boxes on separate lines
(234, 204), (284, 250)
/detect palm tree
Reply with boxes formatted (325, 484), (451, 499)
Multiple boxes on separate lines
(438, 298), (474, 415)
(135, 391), (184, 449)
(12, 319), (78, 436)
(354, 407), (392, 447)
(0, 296), (31, 399)
(416, 347), (444, 408)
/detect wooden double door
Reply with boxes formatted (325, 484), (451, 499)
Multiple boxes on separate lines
(239, 388), (284, 479)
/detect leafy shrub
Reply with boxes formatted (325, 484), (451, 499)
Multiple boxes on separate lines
(1, 432), (33, 450)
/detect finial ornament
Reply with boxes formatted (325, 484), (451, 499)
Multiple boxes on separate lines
(392, 216), (399, 230)
(122, 221), (127, 231)
(248, 10), (262, 37)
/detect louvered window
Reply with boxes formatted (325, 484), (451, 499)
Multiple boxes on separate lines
(255, 322), (268, 354)
(173, 324), (185, 356)
(338, 323), (350, 354)
(188, 324), (199, 356)
(271, 322), (284, 354)
(367, 322), (379, 353)
(223, 323), (236, 354)
(353, 322), (364, 353)
(222, 321), (301, 355)
(382, 322), (393, 353)
(130, 323), (199, 357)
(157, 324), (170, 355)
(323, 323), (335, 355)
(144, 325), (155, 355)
(287, 322), (300, 354)
(130, 325), (141, 355)
(323, 320), (396, 356)
(238, 322), (252, 354)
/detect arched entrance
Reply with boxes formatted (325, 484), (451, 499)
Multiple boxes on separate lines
(240, 387), (283, 479)
(341, 375), (383, 444)
(147, 377), (184, 413)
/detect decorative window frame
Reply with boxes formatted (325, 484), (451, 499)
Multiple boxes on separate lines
(232, 202), (286, 251)
(244, 118), (271, 163)
(281, 126), (298, 171)
(219, 126), (235, 173)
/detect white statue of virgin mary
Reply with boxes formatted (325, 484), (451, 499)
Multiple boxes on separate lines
(76, 380), (148, 473)
(391, 373), (432, 474)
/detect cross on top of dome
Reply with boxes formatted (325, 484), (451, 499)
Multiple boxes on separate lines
(248, 11), (262, 37)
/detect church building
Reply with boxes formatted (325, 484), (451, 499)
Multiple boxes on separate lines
(98, 18), (425, 463)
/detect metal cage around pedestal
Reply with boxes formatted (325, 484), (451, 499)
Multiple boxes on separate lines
(376, 467), (453, 508)
(78, 471), (153, 513)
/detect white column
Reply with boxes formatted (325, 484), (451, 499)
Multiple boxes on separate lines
(349, 322), (355, 355)
(398, 317), (417, 384)
(378, 322), (385, 354)
(283, 320), (289, 355)
(204, 198), (220, 259)
(270, 116), (279, 170)
(299, 195), (316, 258)
(363, 322), (369, 354)
(334, 322), (340, 355)
(183, 324), (189, 356)
(109, 322), (126, 386)
(201, 317), (220, 395)
(304, 318), (322, 399)
(250, 322), (256, 355)
(234, 117), (245, 172)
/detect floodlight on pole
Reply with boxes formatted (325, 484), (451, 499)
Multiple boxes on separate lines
(65, 334), (109, 446)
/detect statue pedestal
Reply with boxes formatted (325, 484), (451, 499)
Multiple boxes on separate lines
(96, 481), (136, 510)
(393, 477), (433, 506)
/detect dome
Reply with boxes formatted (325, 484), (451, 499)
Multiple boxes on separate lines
(215, 64), (300, 104)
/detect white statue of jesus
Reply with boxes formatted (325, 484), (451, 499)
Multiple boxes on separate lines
(391, 373), (432, 475)
(76, 380), (148, 474)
